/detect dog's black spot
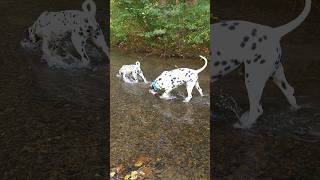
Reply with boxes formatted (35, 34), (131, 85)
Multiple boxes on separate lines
(231, 59), (240, 65)
(240, 42), (246, 48)
(213, 75), (222, 79)
(217, 51), (221, 56)
(84, 19), (88, 23)
(218, 70), (223, 74)
(221, 61), (227, 66)
(214, 61), (220, 66)
(243, 36), (249, 42)
(263, 35), (268, 40)
(281, 81), (287, 89)
(260, 59), (266, 64)
(276, 47), (279, 52)
(246, 60), (251, 64)
(258, 38), (263, 42)
(245, 73), (249, 78)
(251, 43), (256, 50)
(228, 25), (236, 30)
(275, 60), (280, 65)
(224, 66), (231, 71)
(251, 29), (257, 36)
(79, 31), (84, 36)
(254, 55), (261, 62)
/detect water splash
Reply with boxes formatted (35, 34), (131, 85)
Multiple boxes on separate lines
(21, 39), (104, 69)
(213, 89), (242, 120)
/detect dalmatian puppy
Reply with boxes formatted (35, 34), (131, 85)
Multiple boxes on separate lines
(117, 61), (148, 83)
(150, 55), (207, 102)
(22, 0), (109, 66)
(211, 0), (311, 129)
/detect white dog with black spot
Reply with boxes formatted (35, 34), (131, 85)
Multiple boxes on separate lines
(211, 0), (311, 128)
(22, 0), (109, 66)
(117, 61), (148, 83)
(150, 55), (207, 102)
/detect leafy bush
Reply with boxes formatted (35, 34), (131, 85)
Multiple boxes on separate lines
(111, 0), (210, 57)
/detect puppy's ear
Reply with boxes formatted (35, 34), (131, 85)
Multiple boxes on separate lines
(136, 61), (140, 66)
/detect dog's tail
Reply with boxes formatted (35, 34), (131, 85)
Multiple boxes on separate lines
(196, 55), (208, 73)
(82, 0), (96, 17)
(274, 0), (311, 38)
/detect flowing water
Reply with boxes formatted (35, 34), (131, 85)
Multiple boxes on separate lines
(110, 50), (210, 179)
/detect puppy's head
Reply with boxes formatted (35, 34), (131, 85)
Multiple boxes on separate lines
(23, 26), (40, 44)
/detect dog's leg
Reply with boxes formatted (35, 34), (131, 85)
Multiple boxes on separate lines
(139, 72), (148, 83)
(92, 29), (109, 59)
(272, 64), (299, 109)
(41, 38), (52, 60)
(122, 73), (132, 83)
(160, 88), (173, 100)
(132, 73), (139, 83)
(195, 81), (204, 96)
(183, 81), (196, 102)
(71, 32), (90, 65)
(234, 65), (270, 129)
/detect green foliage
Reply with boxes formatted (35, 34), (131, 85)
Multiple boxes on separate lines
(111, 0), (210, 56)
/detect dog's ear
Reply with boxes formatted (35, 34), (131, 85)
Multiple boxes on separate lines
(136, 61), (140, 66)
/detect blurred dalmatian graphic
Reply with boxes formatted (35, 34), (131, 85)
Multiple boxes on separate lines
(211, 0), (311, 128)
(117, 61), (148, 83)
(150, 55), (207, 102)
(21, 0), (109, 67)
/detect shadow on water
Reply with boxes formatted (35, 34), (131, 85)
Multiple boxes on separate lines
(110, 50), (210, 179)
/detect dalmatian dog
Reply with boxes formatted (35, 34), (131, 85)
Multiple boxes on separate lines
(150, 55), (207, 102)
(22, 0), (109, 66)
(211, 0), (311, 129)
(117, 61), (148, 83)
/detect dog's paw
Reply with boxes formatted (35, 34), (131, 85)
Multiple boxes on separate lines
(183, 98), (191, 102)
(233, 111), (253, 129)
(233, 122), (251, 129)
(290, 105), (301, 111)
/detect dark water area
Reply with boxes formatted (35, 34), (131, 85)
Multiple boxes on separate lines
(212, 0), (320, 179)
(110, 50), (210, 179)
(0, 0), (109, 179)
